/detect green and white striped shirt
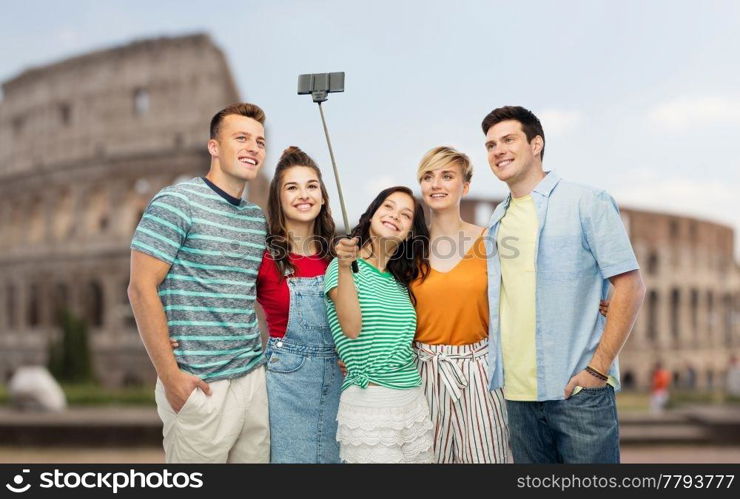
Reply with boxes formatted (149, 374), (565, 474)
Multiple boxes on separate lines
(324, 258), (421, 391)
(131, 177), (266, 381)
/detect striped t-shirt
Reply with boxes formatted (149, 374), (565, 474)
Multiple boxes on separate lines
(324, 258), (421, 391)
(130, 177), (267, 381)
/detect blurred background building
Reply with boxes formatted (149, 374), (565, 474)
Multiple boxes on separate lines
(0, 34), (268, 386)
(0, 34), (737, 390)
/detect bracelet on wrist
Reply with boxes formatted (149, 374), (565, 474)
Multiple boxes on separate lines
(585, 365), (608, 381)
(587, 365), (608, 378)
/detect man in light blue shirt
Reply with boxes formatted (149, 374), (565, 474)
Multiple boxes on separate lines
(482, 106), (646, 463)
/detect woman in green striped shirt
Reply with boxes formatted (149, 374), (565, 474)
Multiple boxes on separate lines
(324, 186), (434, 463)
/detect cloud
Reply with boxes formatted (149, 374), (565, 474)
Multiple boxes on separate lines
(648, 96), (740, 131)
(364, 174), (399, 196)
(56, 28), (81, 47)
(612, 171), (732, 215)
(538, 109), (583, 136)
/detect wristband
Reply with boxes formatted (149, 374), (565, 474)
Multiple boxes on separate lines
(585, 365), (608, 381)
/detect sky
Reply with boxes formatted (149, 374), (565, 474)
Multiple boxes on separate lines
(2, 0), (739, 253)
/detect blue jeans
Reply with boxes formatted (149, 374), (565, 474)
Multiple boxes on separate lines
(505, 385), (620, 463)
(265, 275), (342, 463)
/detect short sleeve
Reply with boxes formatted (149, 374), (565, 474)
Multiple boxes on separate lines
(580, 190), (639, 279)
(130, 190), (192, 265)
(323, 258), (340, 296)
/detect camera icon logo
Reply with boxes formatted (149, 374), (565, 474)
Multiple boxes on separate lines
(5, 469), (31, 493)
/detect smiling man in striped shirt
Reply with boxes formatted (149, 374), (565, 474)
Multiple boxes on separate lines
(128, 103), (269, 463)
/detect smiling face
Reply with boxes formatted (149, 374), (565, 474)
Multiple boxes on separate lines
(279, 166), (324, 226)
(419, 161), (470, 211)
(208, 114), (266, 182)
(485, 119), (542, 185)
(368, 191), (416, 243)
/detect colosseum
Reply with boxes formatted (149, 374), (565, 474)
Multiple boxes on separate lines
(0, 34), (268, 386)
(0, 34), (737, 391)
(462, 198), (740, 390)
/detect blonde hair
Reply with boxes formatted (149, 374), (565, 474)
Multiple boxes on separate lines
(416, 146), (473, 184)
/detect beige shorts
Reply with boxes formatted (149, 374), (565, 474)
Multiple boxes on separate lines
(154, 366), (269, 463)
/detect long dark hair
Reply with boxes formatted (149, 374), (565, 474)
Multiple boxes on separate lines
(266, 146), (335, 276)
(349, 186), (430, 299)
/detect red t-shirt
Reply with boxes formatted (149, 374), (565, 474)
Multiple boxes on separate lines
(651, 369), (671, 391)
(257, 250), (330, 338)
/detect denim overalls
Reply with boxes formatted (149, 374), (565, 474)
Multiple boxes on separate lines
(265, 275), (342, 463)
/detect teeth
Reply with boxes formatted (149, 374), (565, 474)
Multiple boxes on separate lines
(240, 158), (257, 165)
(431, 194), (446, 198)
(497, 160), (512, 167)
(382, 222), (398, 231)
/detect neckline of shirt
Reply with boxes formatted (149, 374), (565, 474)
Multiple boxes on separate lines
(510, 194), (533, 204)
(290, 252), (324, 260)
(266, 250), (324, 260)
(429, 234), (484, 274)
(358, 258), (393, 278)
(200, 176), (242, 206)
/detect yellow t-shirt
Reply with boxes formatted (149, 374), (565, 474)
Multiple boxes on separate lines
(498, 195), (538, 400)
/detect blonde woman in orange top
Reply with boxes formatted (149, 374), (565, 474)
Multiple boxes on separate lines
(410, 146), (511, 463)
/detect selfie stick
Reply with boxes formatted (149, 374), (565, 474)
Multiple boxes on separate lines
(297, 72), (358, 272)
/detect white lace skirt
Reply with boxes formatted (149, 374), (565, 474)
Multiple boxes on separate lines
(336, 385), (434, 463)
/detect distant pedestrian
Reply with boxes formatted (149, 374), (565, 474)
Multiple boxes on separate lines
(683, 363), (697, 390)
(650, 362), (671, 414)
(726, 356), (740, 398)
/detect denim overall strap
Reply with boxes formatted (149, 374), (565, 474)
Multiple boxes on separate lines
(278, 274), (336, 354)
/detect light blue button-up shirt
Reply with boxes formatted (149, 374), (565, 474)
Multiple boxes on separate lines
(485, 171), (639, 401)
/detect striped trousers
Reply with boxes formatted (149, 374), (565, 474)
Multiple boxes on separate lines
(414, 338), (512, 463)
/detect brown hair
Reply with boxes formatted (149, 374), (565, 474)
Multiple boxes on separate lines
(210, 102), (266, 139)
(481, 105), (545, 160)
(266, 146), (336, 277)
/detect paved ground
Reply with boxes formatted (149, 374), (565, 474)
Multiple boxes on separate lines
(621, 445), (740, 463)
(0, 447), (165, 463)
(1, 405), (739, 463)
(0, 445), (739, 463)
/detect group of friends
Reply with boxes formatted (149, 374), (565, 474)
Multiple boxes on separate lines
(127, 102), (646, 464)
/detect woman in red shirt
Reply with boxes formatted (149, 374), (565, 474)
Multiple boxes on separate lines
(257, 146), (340, 463)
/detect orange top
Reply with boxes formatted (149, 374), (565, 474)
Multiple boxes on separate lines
(411, 235), (488, 345)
